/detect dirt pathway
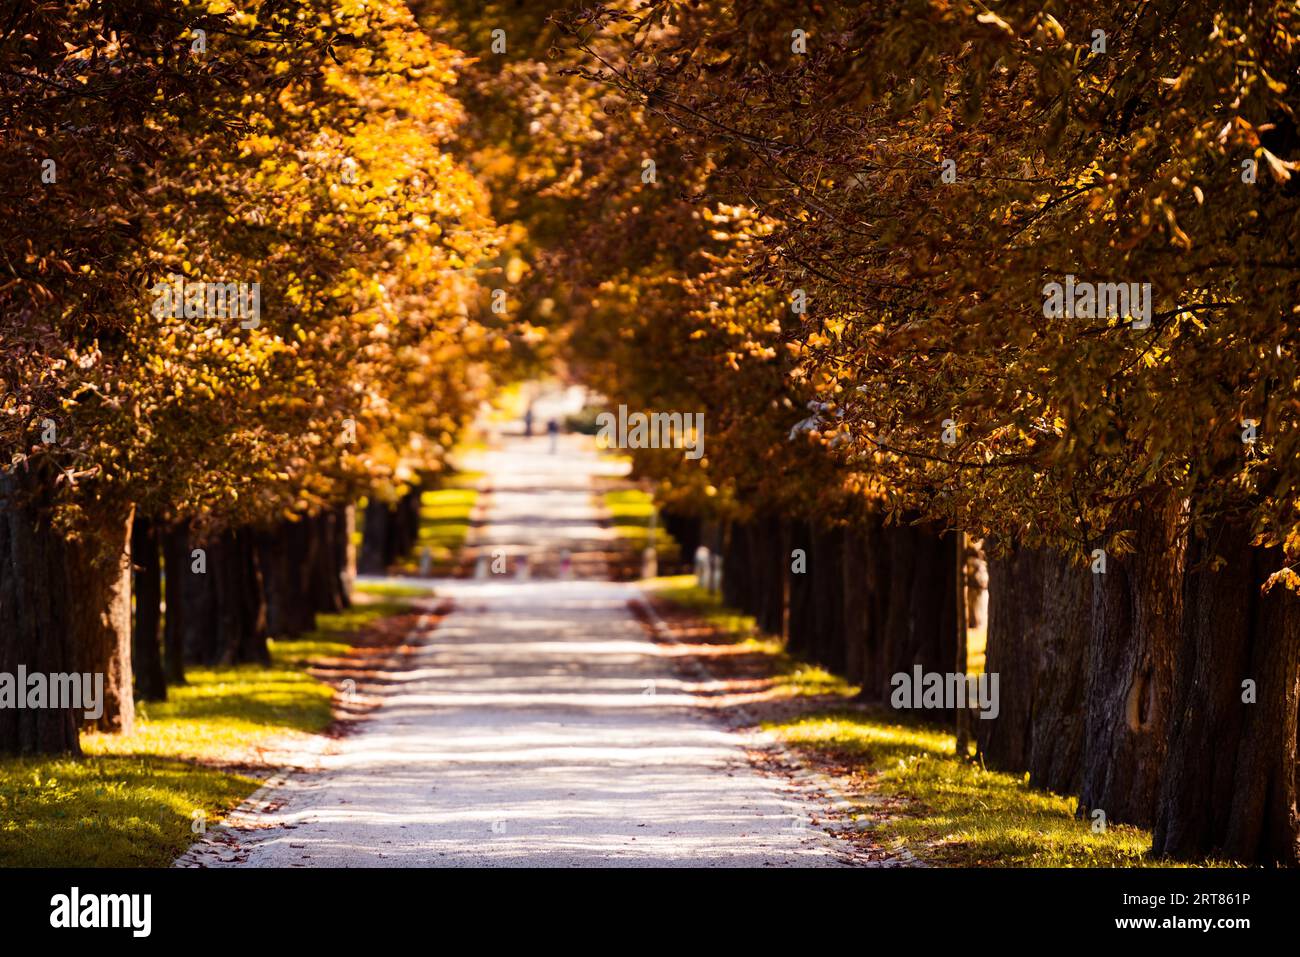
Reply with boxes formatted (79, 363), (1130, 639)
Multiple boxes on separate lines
(177, 426), (855, 867)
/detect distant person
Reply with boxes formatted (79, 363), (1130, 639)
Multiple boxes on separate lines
(524, 404), (534, 437)
(548, 417), (559, 453)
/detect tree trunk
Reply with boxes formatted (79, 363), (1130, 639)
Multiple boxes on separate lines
(979, 542), (1041, 772)
(335, 504), (354, 608)
(861, 514), (892, 697)
(131, 516), (166, 702)
(1080, 497), (1184, 828)
(761, 514), (785, 636)
(779, 516), (792, 643)
(842, 524), (870, 686)
(954, 530), (970, 756)
(877, 524), (919, 703)
(810, 524), (845, 673)
(161, 524), (188, 685)
(391, 488), (422, 560)
(180, 529), (219, 665)
(663, 510), (701, 568)
(309, 509), (349, 614)
(1153, 518), (1300, 865)
(1027, 548), (1090, 795)
(359, 498), (392, 574)
(184, 528), (268, 666)
(257, 519), (316, 638)
(0, 471), (81, 755)
(216, 528), (269, 665)
(873, 521), (955, 709)
(68, 503), (135, 734)
(787, 520), (814, 657)
(979, 542), (1088, 795)
(721, 520), (747, 612)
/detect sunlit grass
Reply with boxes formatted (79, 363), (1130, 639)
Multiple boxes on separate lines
(395, 473), (482, 570)
(643, 573), (756, 635)
(768, 711), (1180, 867)
(351, 581), (434, 599)
(0, 755), (256, 867)
(967, 626), (987, 675)
(644, 575), (1218, 867)
(605, 488), (656, 519)
(0, 590), (416, 867)
(641, 574), (856, 697)
(604, 489), (679, 560)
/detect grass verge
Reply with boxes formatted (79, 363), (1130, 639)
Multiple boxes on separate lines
(642, 574), (850, 697)
(641, 574), (1202, 867)
(771, 712), (1162, 866)
(602, 488), (679, 562)
(395, 471), (483, 573)
(0, 584), (419, 867)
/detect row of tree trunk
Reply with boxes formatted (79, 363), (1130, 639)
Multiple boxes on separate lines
(0, 470), (134, 752)
(0, 477), (368, 756)
(711, 511), (959, 706)
(135, 508), (356, 689)
(357, 491), (422, 574)
(679, 503), (1300, 866)
(980, 510), (1300, 865)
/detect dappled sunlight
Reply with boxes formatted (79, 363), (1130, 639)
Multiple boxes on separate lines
(0, 755), (256, 867)
(0, 590), (428, 866)
(763, 712), (1177, 867)
(184, 434), (854, 867)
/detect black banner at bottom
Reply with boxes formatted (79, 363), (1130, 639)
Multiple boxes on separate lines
(0, 866), (1290, 943)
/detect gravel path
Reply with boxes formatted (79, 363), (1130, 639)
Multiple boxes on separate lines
(177, 429), (853, 867)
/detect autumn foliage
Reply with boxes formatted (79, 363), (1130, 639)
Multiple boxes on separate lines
(494, 0), (1297, 865)
(2, 0), (1298, 867)
(1, 2), (508, 747)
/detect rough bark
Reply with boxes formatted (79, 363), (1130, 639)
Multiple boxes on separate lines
(1027, 550), (1091, 794)
(1080, 497), (1184, 828)
(67, 504), (134, 734)
(0, 471), (81, 755)
(979, 543), (1041, 771)
(1153, 519), (1300, 865)
(979, 542), (1089, 795)
(131, 515), (167, 702)
(872, 521), (956, 708)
